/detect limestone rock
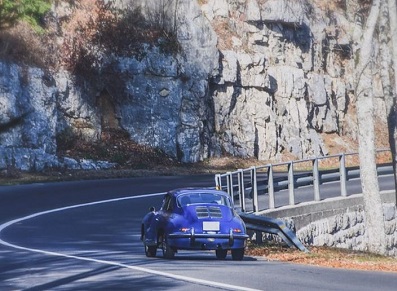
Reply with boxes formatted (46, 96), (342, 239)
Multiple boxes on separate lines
(260, 0), (305, 26)
(0, 0), (393, 170)
(245, 0), (261, 22)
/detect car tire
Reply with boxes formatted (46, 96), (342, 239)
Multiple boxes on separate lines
(143, 235), (157, 257)
(160, 234), (175, 259)
(231, 248), (245, 261)
(145, 245), (157, 257)
(215, 249), (228, 260)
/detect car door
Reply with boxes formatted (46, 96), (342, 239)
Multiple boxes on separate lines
(157, 194), (175, 230)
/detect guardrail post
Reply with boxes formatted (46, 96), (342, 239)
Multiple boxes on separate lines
(226, 172), (234, 204)
(339, 154), (347, 197)
(250, 167), (259, 213)
(267, 165), (275, 209)
(288, 162), (295, 205)
(215, 174), (222, 190)
(312, 158), (320, 201)
(255, 231), (263, 244)
(237, 169), (246, 212)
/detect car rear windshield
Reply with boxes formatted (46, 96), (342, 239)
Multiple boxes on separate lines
(177, 193), (231, 207)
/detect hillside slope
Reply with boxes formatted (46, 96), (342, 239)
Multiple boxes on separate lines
(0, 0), (393, 172)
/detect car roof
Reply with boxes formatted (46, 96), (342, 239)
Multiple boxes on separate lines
(167, 187), (229, 198)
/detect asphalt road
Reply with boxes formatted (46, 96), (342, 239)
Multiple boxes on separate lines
(1, 175), (397, 290)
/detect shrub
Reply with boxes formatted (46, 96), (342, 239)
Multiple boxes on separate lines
(61, 0), (181, 74)
(0, 0), (51, 32)
(56, 128), (77, 152)
(0, 21), (57, 68)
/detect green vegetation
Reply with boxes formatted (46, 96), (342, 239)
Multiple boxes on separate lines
(0, 0), (51, 31)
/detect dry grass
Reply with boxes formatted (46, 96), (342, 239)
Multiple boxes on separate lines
(0, 155), (265, 185)
(0, 22), (57, 68)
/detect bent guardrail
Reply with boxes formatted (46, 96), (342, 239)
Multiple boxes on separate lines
(216, 150), (393, 213)
(239, 212), (309, 252)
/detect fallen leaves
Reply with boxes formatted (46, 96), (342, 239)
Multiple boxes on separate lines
(246, 245), (397, 272)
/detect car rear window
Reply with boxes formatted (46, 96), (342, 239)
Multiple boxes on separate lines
(177, 193), (231, 207)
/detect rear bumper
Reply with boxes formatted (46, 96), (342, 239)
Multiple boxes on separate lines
(168, 229), (248, 250)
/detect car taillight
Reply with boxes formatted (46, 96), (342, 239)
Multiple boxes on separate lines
(180, 227), (191, 232)
(232, 228), (242, 233)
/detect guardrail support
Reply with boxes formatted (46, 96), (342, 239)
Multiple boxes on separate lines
(267, 165), (275, 209)
(239, 213), (309, 252)
(237, 169), (246, 212)
(288, 162), (295, 205)
(250, 167), (259, 213)
(226, 172), (234, 204)
(312, 158), (320, 201)
(339, 154), (347, 197)
(215, 174), (222, 190)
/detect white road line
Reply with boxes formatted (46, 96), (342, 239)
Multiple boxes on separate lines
(0, 193), (261, 291)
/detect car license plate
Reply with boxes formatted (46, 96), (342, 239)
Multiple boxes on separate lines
(203, 221), (220, 231)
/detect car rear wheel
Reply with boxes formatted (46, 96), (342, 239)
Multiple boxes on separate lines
(159, 234), (175, 259)
(215, 249), (228, 260)
(143, 235), (157, 257)
(231, 248), (244, 261)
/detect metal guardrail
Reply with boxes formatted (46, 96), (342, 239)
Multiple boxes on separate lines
(239, 213), (309, 252)
(215, 150), (393, 213)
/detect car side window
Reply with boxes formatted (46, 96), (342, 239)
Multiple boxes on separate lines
(178, 195), (191, 207)
(162, 194), (173, 212)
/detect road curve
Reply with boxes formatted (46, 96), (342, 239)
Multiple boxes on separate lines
(1, 175), (397, 290)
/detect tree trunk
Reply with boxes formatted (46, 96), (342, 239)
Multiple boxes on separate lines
(388, 0), (397, 205)
(355, 0), (387, 255)
(380, 0), (397, 203)
(389, 0), (397, 93)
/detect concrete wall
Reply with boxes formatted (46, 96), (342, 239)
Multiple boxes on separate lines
(258, 191), (397, 256)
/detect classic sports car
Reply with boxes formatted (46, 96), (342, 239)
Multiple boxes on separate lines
(141, 188), (249, 260)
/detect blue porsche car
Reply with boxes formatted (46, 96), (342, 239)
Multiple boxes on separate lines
(141, 188), (249, 260)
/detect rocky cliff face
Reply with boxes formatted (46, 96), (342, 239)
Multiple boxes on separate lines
(0, 0), (394, 171)
(206, 0), (389, 160)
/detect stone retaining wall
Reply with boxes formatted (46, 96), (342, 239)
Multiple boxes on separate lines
(259, 192), (397, 256)
(297, 203), (397, 256)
